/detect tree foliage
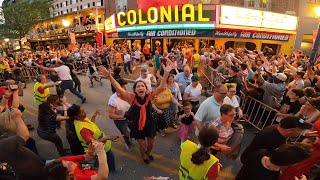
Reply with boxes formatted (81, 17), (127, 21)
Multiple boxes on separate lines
(0, 0), (51, 39)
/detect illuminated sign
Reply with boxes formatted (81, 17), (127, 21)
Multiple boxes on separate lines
(117, 23), (215, 32)
(115, 30), (214, 38)
(214, 30), (290, 41)
(137, 0), (188, 13)
(220, 5), (298, 31)
(105, 14), (117, 33)
(117, 4), (211, 27)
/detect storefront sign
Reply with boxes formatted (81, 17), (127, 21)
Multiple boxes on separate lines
(117, 4), (211, 27)
(220, 5), (297, 31)
(137, 0), (188, 13)
(214, 30), (290, 41)
(105, 14), (117, 33)
(115, 30), (214, 38)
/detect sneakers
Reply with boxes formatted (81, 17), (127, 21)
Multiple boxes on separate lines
(160, 130), (166, 137)
(81, 98), (87, 104)
(172, 124), (178, 129)
(125, 144), (134, 152)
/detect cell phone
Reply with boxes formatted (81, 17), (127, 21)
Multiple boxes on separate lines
(9, 84), (18, 91)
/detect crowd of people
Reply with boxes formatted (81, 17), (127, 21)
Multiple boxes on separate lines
(0, 40), (320, 180)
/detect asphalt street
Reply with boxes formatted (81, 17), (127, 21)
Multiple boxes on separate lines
(20, 75), (256, 180)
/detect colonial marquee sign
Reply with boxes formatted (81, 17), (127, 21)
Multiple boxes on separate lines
(214, 30), (290, 41)
(117, 4), (213, 27)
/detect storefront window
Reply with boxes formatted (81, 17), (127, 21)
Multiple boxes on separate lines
(261, 43), (281, 54)
(245, 42), (256, 50)
(168, 39), (195, 54)
(225, 41), (235, 49)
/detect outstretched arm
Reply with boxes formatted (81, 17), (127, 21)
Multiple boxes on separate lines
(152, 62), (173, 97)
(98, 66), (131, 102)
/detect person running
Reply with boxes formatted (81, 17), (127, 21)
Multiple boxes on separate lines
(36, 60), (87, 103)
(179, 125), (220, 180)
(86, 62), (103, 88)
(98, 62), (174, 164)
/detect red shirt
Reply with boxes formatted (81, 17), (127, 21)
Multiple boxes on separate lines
(207, 162), (219, 179)
(59, 155), (97, 180)
(0, 86), (13, 107)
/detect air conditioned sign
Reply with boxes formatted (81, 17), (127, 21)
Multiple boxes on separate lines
(113, 30), (214, 38)
(214, 30), (290, 41)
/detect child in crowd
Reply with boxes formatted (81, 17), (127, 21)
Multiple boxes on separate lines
(87, 62), (103, 88)
(178, 102), (195, 143)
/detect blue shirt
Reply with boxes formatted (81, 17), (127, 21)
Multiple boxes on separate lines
(174, 72), (192, 94)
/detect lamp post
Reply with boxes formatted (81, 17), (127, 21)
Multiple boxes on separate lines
(4, 38), (9, 54)
(62, 20), (70, 48)
(310, 7), (320, 65)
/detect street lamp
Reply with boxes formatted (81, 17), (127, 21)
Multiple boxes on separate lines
(4, 38), (9, 42)
(310, 7), (320, 65)
(62, 20), (70, 27)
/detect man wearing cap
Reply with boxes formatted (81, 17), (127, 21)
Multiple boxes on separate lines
(240, 116), (312, 163)
(108, 78), (133, 151)
(36, 60), (87, 103)
(257, 71), (287, 108)
(224, 65), (243, 95)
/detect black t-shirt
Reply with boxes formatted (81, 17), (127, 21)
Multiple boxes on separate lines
(224, 75), (243, 95)
(66, 64), (76, 78)
(236, 150), (280, 180)
(0, 136), (45, 179)
(240, 125), (286, 163)
(281, 96), (302, 114)
(178, 112), (194, 125)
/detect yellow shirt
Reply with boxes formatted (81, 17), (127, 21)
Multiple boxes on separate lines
(153, 88), (173, 110)
(192, 54), (201, 68)
(0, 61), (11, 73)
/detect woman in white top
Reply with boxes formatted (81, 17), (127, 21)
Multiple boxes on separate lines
(183, 74), (203, 113)
(136, 68), (156, 93)
(224, 84), (243, 118)
(108, 78), (133, 151)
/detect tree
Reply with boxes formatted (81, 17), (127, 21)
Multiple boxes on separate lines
(0, 0), (51, 51)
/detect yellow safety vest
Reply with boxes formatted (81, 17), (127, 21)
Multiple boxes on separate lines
(179, 140), (218, 180)
(192, 54), (201, 68)
(74, 118), (112, 152)
(33, 82), (50, 105)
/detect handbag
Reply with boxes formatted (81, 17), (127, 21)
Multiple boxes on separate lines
(124, 97), (135, 130)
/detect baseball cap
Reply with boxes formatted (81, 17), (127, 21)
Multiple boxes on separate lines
(116, 78), (127, 85)
(274, 73), (287, 82)
(191, 75), (199, 81)
(280, 116), (313, 130)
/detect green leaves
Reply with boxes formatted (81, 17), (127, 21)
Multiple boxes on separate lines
(0, 0), (51, 38)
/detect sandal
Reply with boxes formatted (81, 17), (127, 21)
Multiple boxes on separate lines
(143, 158), (150, 164)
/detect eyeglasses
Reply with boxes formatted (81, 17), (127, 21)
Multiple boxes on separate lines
(229, 91), (236, 93)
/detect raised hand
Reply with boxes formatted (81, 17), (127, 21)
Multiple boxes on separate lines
(97, 66), (111, 79)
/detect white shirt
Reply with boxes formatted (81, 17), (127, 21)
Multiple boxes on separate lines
(53, 65), (72, 80)
(184, 83), (202, 102)
(134, 51), (141, 59)
(136, 74), (153, 93)
(224, 96), (240, 108)
(124, 54), (131, 63)
(108, 93), (131, 120)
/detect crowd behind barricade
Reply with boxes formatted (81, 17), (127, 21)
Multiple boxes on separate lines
(0, 40), (320, 180)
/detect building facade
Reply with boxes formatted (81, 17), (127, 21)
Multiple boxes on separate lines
(294, 0), (320, 54)
(50, 0), (104, 17)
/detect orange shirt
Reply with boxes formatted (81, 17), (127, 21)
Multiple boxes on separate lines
(116, 52), (123, 64)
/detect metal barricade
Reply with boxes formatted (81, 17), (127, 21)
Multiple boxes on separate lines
(240, 95), (279, 131)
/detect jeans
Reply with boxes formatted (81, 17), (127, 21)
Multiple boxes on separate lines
(107, 150), (116, 171)
(37, 129), (64, 155)
(114, 120), (132, 147)
(124, 62), (132, 74)
(59, 80), (84, 100)
(72, 76), (82, 93)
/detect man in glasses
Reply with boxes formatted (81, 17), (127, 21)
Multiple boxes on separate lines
(194, 84), (228, 134)
(175, 65), (192, 95)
